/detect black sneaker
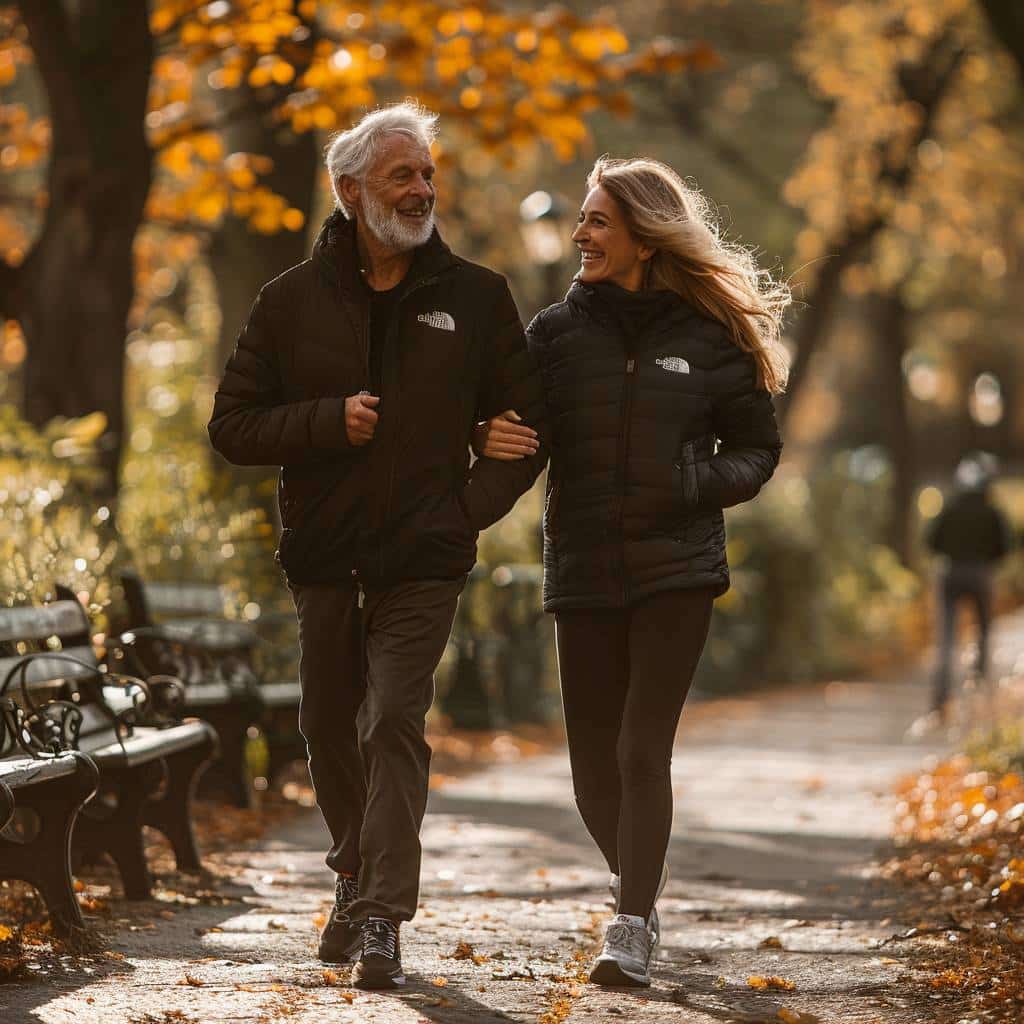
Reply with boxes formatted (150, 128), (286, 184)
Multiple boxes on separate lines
(352, 917), (405, 989)
(318, 874), (362, 964)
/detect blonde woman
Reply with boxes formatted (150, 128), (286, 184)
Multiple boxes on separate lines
(475, 157), (790, 986)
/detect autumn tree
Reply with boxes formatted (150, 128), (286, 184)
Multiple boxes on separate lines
(0, 0), (701, 503)
(782, 0), (1024, 562)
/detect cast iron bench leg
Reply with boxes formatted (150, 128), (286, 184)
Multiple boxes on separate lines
(75, 759), (164, 900)
(0, 758), (99, 937)
(142, 733), (216, 873)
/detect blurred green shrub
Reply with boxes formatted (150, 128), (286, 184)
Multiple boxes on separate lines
(696, 447), (923, 693)
(0, 405), (121, 626)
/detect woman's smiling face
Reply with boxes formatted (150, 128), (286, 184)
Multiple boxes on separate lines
(571, 185), (652, 292)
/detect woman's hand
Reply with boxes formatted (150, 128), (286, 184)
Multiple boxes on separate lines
(472, 410), (539, 461)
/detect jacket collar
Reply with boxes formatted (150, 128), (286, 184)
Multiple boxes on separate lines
(312, 209), (458, 297)
(568, 279), (695, 342)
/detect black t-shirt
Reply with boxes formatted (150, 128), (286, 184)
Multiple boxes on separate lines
(368, 283), (401, 395)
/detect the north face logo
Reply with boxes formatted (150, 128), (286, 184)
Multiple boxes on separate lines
(417, 311), (456, 332)
(655, 356), (690, 374)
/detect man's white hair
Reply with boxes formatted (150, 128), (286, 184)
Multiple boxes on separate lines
(325, 102), (439, 218)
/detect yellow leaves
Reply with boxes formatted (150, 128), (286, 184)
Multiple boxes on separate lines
(195, 192), (227, 223)
(0, 925), (12, 942)
(514, 29), (538, 52)
(192, 132), (223, 162)
(63, 412), (108, 447)
(281, 208), (305, 232)
(432, 975), (449, 987)
(227, 166), (256, 191)
(438, 12), (461, 37)
(460, 87), (483, 110)
(748, 975), (797, 991)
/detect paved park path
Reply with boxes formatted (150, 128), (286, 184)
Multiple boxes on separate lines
(7, 612), (1022, 1024)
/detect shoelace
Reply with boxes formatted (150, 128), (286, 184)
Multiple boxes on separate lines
(363, 918), (399, 960)
(332, 876), (359, 921)
(605, 921), (649, 963)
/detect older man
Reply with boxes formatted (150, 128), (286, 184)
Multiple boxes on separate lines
(208, 103), (546, 989)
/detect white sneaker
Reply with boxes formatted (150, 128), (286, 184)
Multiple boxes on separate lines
(589, 914), (653, 987)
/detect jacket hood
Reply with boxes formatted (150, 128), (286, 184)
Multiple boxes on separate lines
(312, 209), (457, 294)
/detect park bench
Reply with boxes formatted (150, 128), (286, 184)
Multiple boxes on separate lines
(119, 571), (303, 806)
(0, 693), (99, 935)
(0, 596), (218, 903)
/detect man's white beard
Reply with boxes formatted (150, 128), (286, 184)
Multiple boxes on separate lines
(362, 191), (434, 251)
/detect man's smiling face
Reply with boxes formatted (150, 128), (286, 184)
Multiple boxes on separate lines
(356, 133), (437, 252)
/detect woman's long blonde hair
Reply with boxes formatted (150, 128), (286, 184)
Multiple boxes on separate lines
(586, 157), (790, 394)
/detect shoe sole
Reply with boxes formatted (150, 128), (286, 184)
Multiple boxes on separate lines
(589, 957), (650, 988)
(352, 965), (406, 990)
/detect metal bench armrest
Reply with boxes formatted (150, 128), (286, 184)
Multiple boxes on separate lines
(1, 693), (82, 758)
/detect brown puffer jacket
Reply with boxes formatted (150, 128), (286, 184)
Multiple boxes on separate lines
(531, 280), (782, 611)
(208, 211), (547, 586)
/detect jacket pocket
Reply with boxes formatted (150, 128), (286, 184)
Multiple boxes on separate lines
(675, 440), (701, 514)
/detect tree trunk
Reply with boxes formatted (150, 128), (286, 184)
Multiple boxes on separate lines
(779, 34), (966, 427)
(206, 91), (319, 526)
(208, 112), (319, 369)
(871, 291), (915, 567)
(979, 0), (1024, 80)
(7, 0), (153, 504)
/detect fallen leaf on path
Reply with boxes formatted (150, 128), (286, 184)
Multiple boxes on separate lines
(447, 940), (489, 964)
(759, 936), (784, 949)
(312, 913), (326, 929)
(492, 965), (535, 980)
(777, 1010), (822, 1024)
(432, 976), (448, 987)
(179, 974), (204, 987)
(748, 974), (797, 991)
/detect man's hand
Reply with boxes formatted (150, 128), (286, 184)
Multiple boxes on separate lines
(471, 409), (538, 461)
(346, 392), (380, 445)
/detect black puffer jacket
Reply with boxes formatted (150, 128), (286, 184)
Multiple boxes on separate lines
(531, 280), (782, 611)
(208, 212), (547, 586)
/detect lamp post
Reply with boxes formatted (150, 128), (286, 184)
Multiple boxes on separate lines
(519, 190), (572, 309)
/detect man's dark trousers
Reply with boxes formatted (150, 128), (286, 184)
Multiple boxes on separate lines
(290, 577), (465, 922)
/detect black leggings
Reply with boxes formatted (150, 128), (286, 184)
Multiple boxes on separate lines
(555, 588), (714, 920)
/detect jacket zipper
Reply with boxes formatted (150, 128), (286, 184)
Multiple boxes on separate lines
(375, 272), (443, 581)
(618, 355), (637, 605)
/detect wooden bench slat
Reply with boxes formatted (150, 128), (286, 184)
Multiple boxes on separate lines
(0, 754), (82, 787)
(0, 601), (89, 643)
(260, 682), (301, 708)
(0, 646), (99, 689)
(144, 582), (225, 616)
(81, 721), (215, 767)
